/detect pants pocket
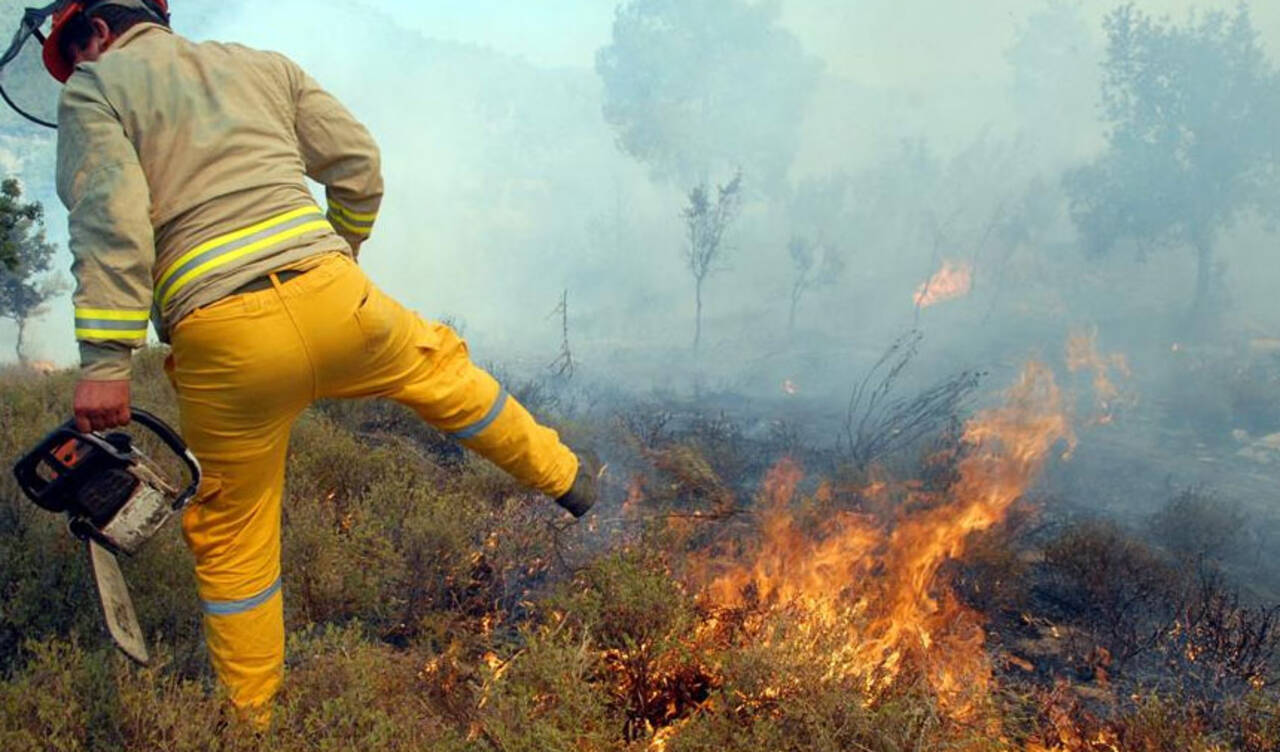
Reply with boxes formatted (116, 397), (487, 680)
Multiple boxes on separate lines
(413, 315), (446, 352)
(353, 284), (395, 353)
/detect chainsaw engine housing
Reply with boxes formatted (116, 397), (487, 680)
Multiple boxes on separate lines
(14, 410), (200, 556)
(76, 455), (180, 555)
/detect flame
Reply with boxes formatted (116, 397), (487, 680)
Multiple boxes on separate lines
(622, 475), (646, 517)
(1065, 328), (1133, 424)
(914, 260), (973, 308)
(648, 722), (686, 752)
(691, 362), (1073, 720)
(1026, 682), (1126, 752)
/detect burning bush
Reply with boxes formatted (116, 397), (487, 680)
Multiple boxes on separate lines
(2, 349), (1278, 751)
(1162, 570), (1280, 697)
(551, 551), (713, 741)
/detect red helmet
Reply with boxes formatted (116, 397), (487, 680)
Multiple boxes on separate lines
(42, 0), (169, 83)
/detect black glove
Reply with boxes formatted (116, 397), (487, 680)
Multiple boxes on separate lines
(555, 450), (601, 518)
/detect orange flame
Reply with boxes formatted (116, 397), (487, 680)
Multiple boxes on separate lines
(622, 475), (646, 517)
(693, 362), (1073, 719)
(1066, 328), (1133, 424)
(914, 260), (973, 308)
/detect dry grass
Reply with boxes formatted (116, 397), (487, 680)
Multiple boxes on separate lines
(1, 350), (1277, 750)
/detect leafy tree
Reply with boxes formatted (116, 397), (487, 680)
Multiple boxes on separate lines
(595, 0), (819, 191)
(682, 171), (742, 350)
(0, 178), (61, 363)
(1064, 4), (1280, 322)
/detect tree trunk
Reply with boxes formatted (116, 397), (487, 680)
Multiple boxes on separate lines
(14, 318), (25, 365)
(693, 278), (703, 351)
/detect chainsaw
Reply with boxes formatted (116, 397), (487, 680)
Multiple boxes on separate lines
(12, 408), (201, 665)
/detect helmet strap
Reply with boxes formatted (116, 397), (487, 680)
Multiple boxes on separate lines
(0, 1), (64, 129)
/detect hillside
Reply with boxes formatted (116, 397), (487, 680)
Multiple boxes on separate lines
(2, 350), (1279, 751)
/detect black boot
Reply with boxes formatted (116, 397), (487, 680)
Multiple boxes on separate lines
(555, 451), (601, 518)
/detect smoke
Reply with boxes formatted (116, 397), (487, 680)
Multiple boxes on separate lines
(4, 0), (1280, 431)
(4, 3), (1280, 739)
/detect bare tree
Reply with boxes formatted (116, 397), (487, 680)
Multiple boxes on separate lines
(548, 289), (574, 379)
(785, 174), (848, 335)
(682, 171), (742, 350)
(787, 236), (843, 335)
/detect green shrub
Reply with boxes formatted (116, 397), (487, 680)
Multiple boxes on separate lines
(666, 685), (964, 752)
(0, 639), (96, 751)
(0, 629), (469, 751)
(471, 623), (621, 752)
(546, 550), (709, 743)
(3, 353), (1276, 751)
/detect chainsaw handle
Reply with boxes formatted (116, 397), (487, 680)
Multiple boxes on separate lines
(128, 408), (202, 510)
(11, 424), (99, 510)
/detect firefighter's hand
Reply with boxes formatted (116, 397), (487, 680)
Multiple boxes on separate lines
(74, 379), (132, 433)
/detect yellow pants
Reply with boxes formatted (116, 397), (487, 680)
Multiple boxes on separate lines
(163, 252), (577, 720)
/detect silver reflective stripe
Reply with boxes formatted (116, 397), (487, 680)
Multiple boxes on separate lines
(202, 577), (282, 616)
(449, 388), (510, 441)
(74, 317), (149, 332)
(329, 199), (376, 223)
(327, 208), (374, 235)
(154, 208), (329, 307)
(328, 206), (374, 227)
(75, 308), (150, 341)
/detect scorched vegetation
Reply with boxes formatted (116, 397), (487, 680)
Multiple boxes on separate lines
(1, 343), (1278, 751)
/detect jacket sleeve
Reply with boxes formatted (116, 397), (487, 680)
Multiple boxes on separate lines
(287, 60), (383, 255)
(56, 71), (155, 382)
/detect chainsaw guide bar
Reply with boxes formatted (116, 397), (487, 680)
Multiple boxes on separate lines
(87, 537), (149, 665)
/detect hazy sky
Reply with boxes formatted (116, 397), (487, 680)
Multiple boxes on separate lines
(7, 0), (1280, 367)
(383, 1), (1280, 84)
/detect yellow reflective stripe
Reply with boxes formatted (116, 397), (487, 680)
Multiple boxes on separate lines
(77, 328), (149, 341)
(329, 199), (377, 222)
(328, 210), (373, 236)
(74, 308), (149, 321)
(155, 207), (322, 293)
(160, 220), (333, 306)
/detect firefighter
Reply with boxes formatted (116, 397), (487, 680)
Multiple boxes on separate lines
(44, 0), (598, 725)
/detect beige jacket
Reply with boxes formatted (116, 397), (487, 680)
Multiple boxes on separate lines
(57, 23), (382, 380)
